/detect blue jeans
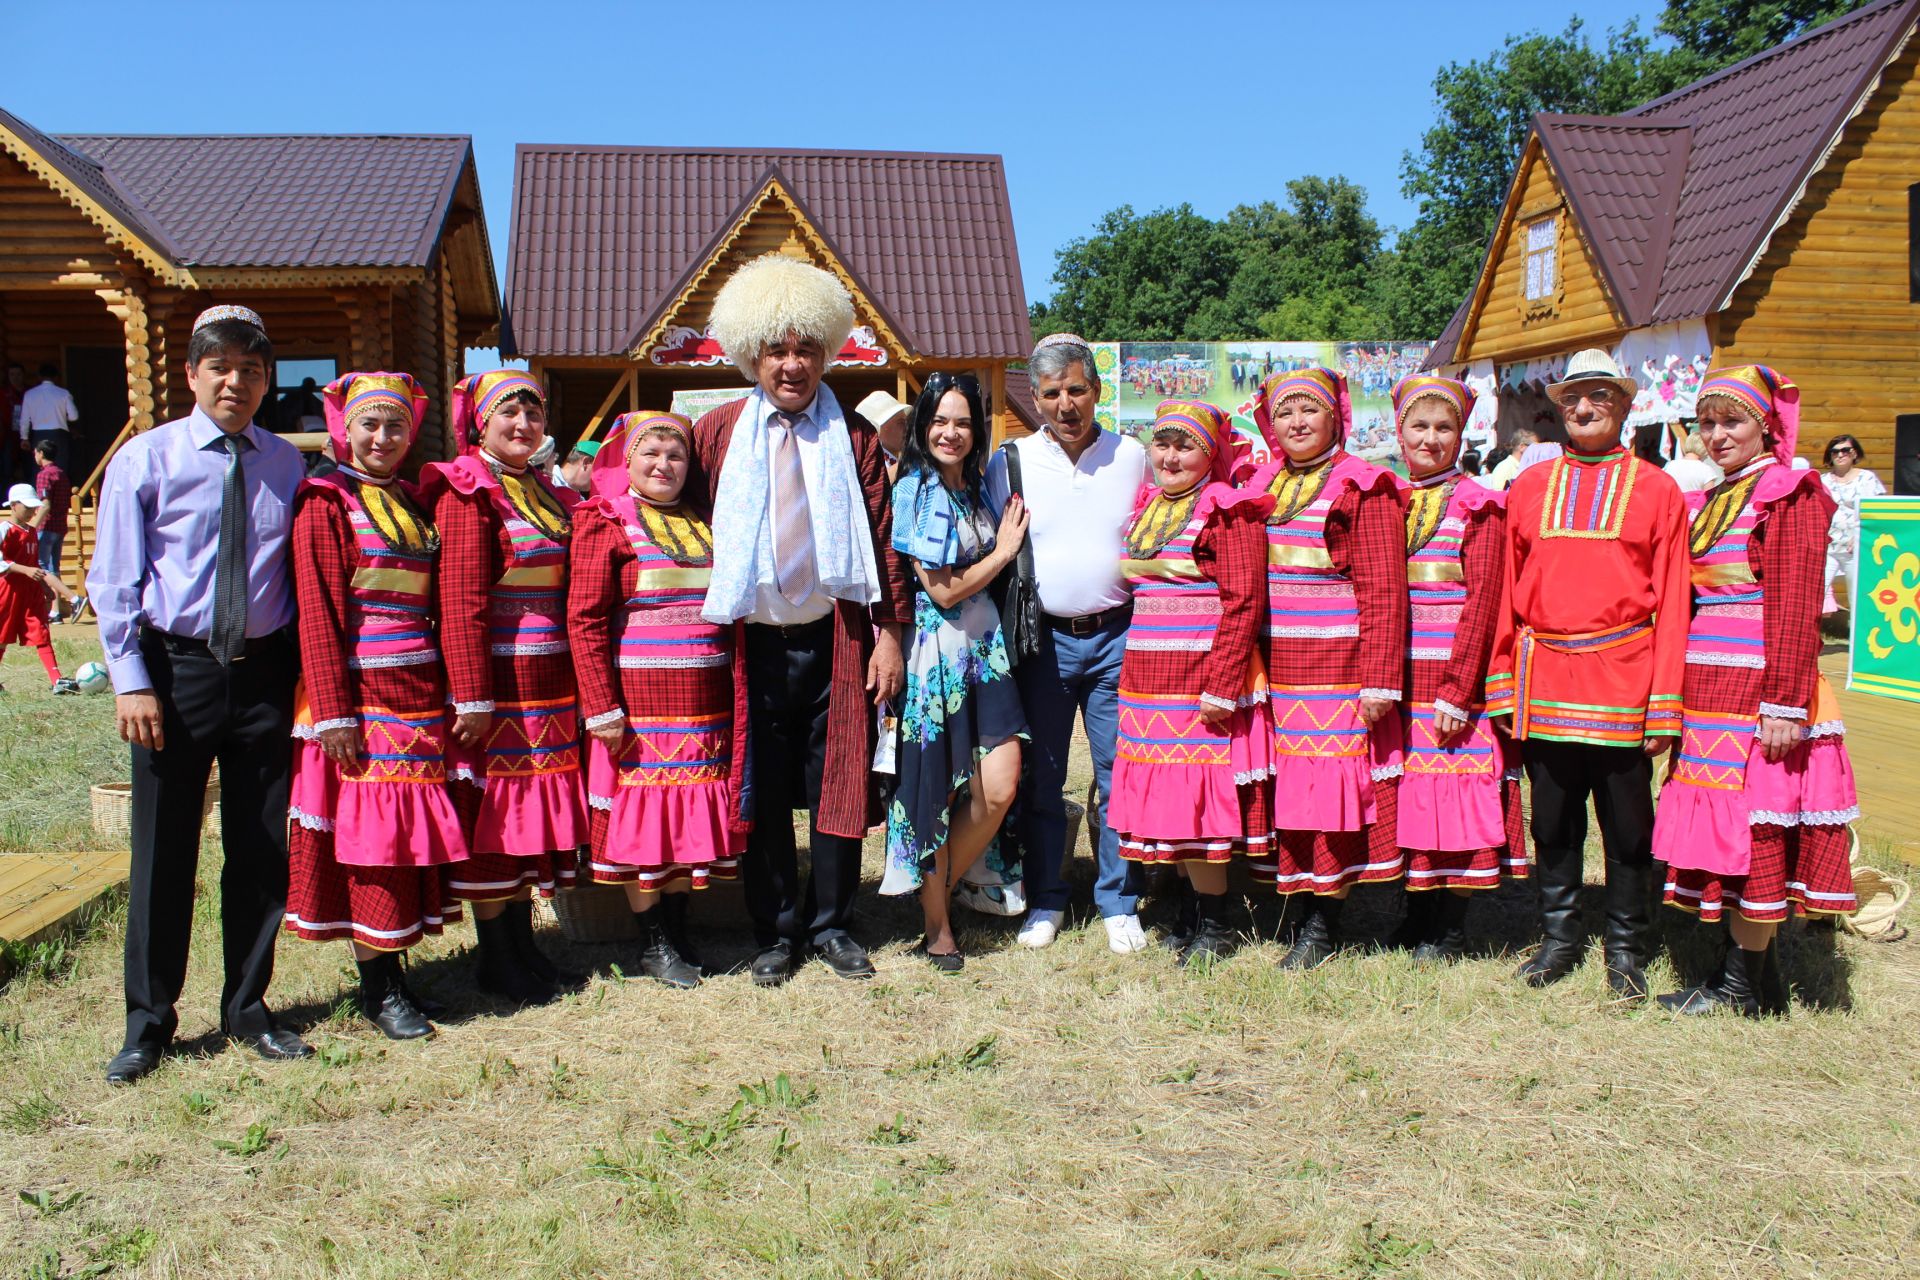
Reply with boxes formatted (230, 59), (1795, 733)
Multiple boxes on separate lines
(1013, 613), (1138, 917)
(37, 531), (62, 577)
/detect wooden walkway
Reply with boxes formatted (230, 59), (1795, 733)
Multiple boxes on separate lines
(0, 851), (130, 946)
(1822, 647), (1920, 864)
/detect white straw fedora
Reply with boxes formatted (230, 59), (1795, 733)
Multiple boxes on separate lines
(855, 389), (911, 426)
(1545, 348), (1638, 402)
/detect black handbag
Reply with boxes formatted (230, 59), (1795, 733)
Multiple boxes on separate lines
(993, 443), (1043, 668)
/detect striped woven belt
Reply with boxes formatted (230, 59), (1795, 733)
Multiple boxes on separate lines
(1513, 616), (1653, 738)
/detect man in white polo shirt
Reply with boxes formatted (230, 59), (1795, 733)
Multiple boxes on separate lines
(986, 334), (1149, 953)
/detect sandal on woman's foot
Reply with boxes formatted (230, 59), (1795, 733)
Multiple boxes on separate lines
(914, 938), (965, 973)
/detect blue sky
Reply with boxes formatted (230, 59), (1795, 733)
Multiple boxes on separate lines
(7, 0), (1661, 310)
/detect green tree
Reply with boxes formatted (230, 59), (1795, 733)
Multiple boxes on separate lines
(1039, 203), (1237, 341)
(1038, 177), (1396, 341)
(1655, 0), (1873, 77)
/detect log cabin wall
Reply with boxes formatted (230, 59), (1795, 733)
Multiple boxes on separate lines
(1458, 142), (1626, 366)
(1716, 40), (1920, 467)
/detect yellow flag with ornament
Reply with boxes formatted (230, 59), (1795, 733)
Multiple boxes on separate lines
(1848, 496), (1920, 704)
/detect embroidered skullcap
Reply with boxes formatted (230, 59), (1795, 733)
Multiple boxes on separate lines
(593, 411), (695, 499)
(1032, 332), (1092, 356)
(1253, 366), (1355, 447)
(450, 369), (545, 454)
(1697, 365), (1801, 464)
(322, 371), (427, 463)
(193, 304), (266, 335)
(1390, 374), (1476, 430)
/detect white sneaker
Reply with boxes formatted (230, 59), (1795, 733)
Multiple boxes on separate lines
(954, 878), (1027, 918)
(1017, 909), (1064, 948)
(1105, 913), (1149, 955)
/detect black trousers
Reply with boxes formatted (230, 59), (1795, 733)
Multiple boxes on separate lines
(1524, 740), (1654, 866)
(123, 630), (295, 1049)
(1523, 738), (1655, 944)
(742, 619), (862, 949)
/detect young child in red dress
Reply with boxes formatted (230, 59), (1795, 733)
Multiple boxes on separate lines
(0, 484), (77, 693)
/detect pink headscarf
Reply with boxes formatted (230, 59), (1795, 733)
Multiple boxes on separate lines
(449, 369), (545, 456)
(1252, 367), (1354, 452)
(590, 411), (696, 500)
(1695, 365), (1801, 464)
(321, 371), (427, 465)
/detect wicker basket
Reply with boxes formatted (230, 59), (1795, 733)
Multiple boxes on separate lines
(551, 882), (638, 943)
(90, 778), (221, 843)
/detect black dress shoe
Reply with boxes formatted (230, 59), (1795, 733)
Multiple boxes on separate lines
(750, 942), (796, 987)
(105, 1044), (162, 1085)
(914, 938), (965, 973)
(358, 955), (436, 1040)
(812, 934), (875, 980)
(227, 1026), (315, 1062)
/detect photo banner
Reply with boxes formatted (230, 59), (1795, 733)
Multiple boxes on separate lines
(1105, 341), (1433, 469)
(1847, 495), (1920, 705)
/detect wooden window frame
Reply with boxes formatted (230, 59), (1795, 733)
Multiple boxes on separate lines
(1522, 212), (1563, 320)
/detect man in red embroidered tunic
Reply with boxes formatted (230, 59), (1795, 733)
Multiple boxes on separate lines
(1494, 348), (1689, 1001)
(687, 255), (910, 987)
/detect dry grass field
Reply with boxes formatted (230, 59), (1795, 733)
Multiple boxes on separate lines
(2, 638), (1917, 1279)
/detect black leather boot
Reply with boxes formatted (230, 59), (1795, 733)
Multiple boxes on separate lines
(632, 908), (701, 990)
(1602, 857), (1653, 1001)
(1657, 943), (1760, 1017)
(357, 954), (434, 1040)
(1756, 938), (1789, 1017)
(504, 899), (584, 989)
(1279, 896), (1340, 971)
(1517, 841), (1584, 986)
(1394, 890), (1440, 951)
(393, 952), (445, 1019)
(659, 892), (703, 974)
(1412, 892), (1471, 964)
(1181, 891), (1237, 969)
(1161, 881), (1199, 954)
(474, 913), (556, 1006)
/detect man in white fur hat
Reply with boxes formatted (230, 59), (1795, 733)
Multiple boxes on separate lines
(1494, 347), (1689, 1003)
(689, 254), (910, 986)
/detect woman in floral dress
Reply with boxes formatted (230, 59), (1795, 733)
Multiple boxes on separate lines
(881, 373), (1029, 969)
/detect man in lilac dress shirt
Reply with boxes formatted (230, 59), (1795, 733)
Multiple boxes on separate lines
(91, 306), (310, 1084)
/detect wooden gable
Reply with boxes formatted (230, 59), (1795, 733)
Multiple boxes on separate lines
(0, 148), (136, 291)
(1456, 138), (1625, 364)
(627, 174), (910, 365)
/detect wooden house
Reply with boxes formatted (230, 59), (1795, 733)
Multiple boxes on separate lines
(501, 146), (1032, 444)
(0, 106), (500, 579)
(1427, 0), (1920, 480)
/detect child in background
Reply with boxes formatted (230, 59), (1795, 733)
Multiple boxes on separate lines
(0, 483), (79, 693)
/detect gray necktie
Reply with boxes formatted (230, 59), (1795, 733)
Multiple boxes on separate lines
(210, 432), (250, 663)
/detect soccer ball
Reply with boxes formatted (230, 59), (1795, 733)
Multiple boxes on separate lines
(74, 661), (110, 695)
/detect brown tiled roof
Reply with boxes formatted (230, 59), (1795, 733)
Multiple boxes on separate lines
(1625, 0), (1916, 322)
(1004, 368), (1042, 433)
(0, 106), (178, 260)
(1534, 115), (1691, 326)
(1431, 0), (1918, 364)
(502, 145), (1031, 361)
(55, 133), (478, 269)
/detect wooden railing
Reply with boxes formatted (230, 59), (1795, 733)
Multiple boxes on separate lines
(64, 416), (136, 592)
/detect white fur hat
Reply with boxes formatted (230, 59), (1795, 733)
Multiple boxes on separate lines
(708, 254), (855, 380)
